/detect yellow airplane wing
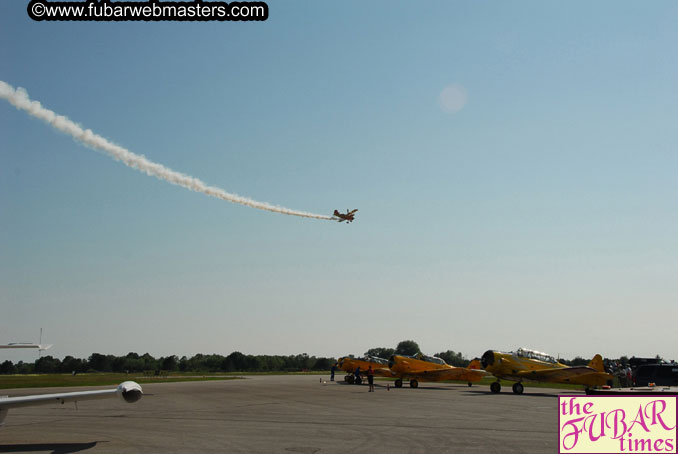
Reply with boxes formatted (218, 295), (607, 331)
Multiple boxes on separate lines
(374, 368), (397, 378)
(407, 367), (488, 382)
(515, 366), (598, 381)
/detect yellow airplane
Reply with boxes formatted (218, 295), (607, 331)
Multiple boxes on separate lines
(388, 353), (488, 388)
(480, 348), (613, 394)
(337, 356), (395, 384)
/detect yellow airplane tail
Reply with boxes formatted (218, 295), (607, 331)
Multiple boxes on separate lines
(588, 354), (605, 372)
(468, 358), (483, 370)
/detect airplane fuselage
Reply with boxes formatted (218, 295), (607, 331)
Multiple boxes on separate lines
(338, 356), (393, 378)
(389, 354), (486, 383)
(483, 351), (563, 380)
(481, 350), (610, 387)
(333, 209), (357, 223)
(389, 355), (448, 374)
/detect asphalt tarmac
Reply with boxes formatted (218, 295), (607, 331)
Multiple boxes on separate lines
(0, 375), (574, 453)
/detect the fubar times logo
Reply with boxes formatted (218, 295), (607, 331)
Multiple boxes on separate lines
(559, 395), (677, 453)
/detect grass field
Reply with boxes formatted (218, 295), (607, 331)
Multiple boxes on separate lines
(0, 371), (335, 390)
(0, 373), (245, 390)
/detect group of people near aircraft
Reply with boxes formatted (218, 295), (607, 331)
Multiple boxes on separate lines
(337, 347), (613, 394)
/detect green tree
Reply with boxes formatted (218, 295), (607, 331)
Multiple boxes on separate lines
(16, 361), (34, 374)
(0, 360), (17, 374)
(161, 355), (179, 371)
(561, 356), (588, 367)
(223, 352), (245, 371)
(178, 356), (189, 372)
(61, 356), (87, 374)
(88, 353), (114, 372)
(111, 356), (128, 373)
(434, 350), (467, 367)
(311, 357), (334, 370)
(261, 355), (284, 372)
(140, 353), (158, 371)
(395, 340), (420, 356)
(35, 355), (61, 373)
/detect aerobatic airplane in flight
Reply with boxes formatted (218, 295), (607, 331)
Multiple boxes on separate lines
(480, 347), (612, 394)
(333, 209), (358, 223)
(0, 343), (142, 427)
(388, 353), (488, 388)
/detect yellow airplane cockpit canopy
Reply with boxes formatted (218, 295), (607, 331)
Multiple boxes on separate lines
(515, 348), (557, 364)
(408, 353), (446, 365)
(361, 356), (389, 365)
(425, 356), (446, 365)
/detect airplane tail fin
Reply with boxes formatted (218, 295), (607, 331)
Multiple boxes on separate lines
(467, 358), (483, 370)
(588, 354), (605, 372)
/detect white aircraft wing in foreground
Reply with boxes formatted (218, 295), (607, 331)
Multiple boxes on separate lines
(1, 343), (142, 427)
(0, 381), (142, 427)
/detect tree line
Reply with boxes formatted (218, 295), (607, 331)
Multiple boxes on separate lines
(2, 340), (665, 375)
(0, 340), (461, 375)
(0, 352), (336, 375)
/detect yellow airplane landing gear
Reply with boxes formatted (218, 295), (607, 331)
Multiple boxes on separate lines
(512, 382), (524, 394)
(409, 379), (418, 388)
(490, 381), (501, 393)
(346, 375), (354, 384)
(467, 382), (472, 387)
(394, 379), (403, 388)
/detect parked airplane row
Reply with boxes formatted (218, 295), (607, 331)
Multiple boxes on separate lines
(338, 353), (487, 388)
(338, 347), (612, 394)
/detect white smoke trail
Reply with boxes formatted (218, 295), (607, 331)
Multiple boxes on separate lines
(0, 80), (334, 220)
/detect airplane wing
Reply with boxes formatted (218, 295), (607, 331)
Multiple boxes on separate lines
(405, 367), (489, 382)
(348, 209), (358, 214)
(0, 381), (142, 426)
(515, 366), (598, 381)
(0, 343), (52, 350)
(373, 368), (397, 378)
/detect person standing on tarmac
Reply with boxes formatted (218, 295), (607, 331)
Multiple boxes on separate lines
(367, 365), (375, 392)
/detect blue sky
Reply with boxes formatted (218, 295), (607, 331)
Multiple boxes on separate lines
(2, 1), (677, 363)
